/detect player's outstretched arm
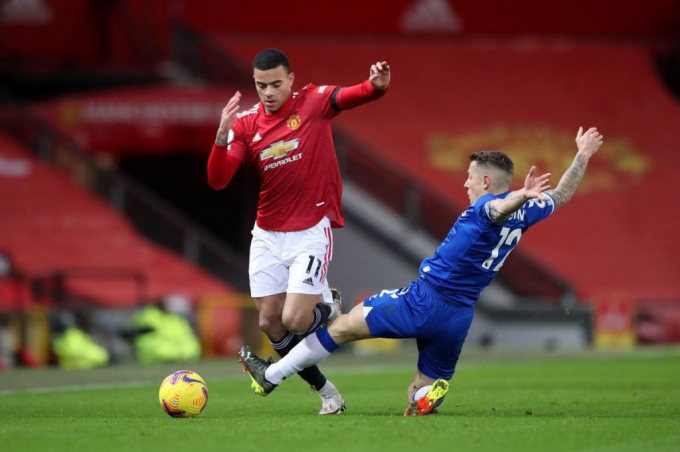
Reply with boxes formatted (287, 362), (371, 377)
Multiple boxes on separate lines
(331, 61), (390, 111)
(545, 127), (603, 209)
(487, 166), (552, 224)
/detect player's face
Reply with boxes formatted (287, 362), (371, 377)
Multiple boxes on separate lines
(253, 66), (294, 114)
(464, 161), (486, 205)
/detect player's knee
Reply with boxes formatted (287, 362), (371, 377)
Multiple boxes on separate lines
(326, 319), (356, 344)
(258, 314), (284, 337)
(327, 306), (370, 344)
(281, 310), (310, 335)
(330, 326), (356, 343)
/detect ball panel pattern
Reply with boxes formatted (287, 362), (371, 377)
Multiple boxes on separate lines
(159, 370), (209, 418)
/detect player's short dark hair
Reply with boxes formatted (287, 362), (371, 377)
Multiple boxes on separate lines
(253, 49), (290, 73)
(469, 151), (514, 178)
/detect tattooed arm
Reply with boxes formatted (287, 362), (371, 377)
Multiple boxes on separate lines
(544, 127), (603, 209)
(487, 127), (603, 223)
(487, 166), (552, 224)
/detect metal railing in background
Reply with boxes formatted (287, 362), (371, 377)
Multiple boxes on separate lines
(0, 103), (249, 292)
(0, 22), (576, 305)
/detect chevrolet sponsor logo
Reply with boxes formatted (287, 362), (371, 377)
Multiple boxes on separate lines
(260, 139), (300, 160)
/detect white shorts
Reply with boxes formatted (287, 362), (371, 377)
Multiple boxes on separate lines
(249, 216), (333, 305)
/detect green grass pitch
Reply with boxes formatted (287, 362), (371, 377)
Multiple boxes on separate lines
(1, 347), (678, 452)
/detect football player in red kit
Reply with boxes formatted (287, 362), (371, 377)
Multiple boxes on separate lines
(207, 49), (390, 414)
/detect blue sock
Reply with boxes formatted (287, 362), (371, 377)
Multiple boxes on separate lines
(266, 327), (337, 384)
(315, 327), (339, 353)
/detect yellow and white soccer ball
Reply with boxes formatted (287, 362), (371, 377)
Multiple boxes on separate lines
(159, 370), (209, 418)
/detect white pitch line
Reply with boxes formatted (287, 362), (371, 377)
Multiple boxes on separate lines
(0, 380), (154, 396)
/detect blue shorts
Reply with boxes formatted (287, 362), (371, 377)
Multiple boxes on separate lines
(363, 279), (474, 380)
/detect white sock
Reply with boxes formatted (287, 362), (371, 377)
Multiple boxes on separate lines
(317, 380), (338, 396)
(265, 333), (332, 385)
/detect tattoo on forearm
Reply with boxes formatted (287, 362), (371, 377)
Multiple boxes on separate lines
(488, 192), (526, 224)
(504, 192), (525, 203)
(215, 136), (228, 146)
(547, 154), (588, 208)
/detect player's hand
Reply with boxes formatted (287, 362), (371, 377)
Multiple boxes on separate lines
(575, 126), (603, 159)
(216, 91), (241, 145)
(369, 61), (390, 90)
(523, 166), (551, 200)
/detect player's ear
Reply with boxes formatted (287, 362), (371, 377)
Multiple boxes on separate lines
(483, 174), (491, 190)
(288, 72), (295, 86)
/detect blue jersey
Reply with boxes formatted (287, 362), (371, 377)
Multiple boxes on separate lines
(419, 191), (555, 306)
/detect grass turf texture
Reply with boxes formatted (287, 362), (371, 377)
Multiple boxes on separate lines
(1, 347), (678, 452)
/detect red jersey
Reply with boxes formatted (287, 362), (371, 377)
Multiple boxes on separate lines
(227, 84), (343, 232)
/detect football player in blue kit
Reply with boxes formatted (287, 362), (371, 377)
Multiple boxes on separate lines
(239, 126), (604, 416)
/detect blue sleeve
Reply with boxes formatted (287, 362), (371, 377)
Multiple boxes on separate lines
(472, 194), (497, 230)
(522, 192), (556, 228)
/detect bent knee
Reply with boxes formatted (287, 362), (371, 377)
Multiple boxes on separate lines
(258, 313), (284, 336)
(281, 310), (312, 335)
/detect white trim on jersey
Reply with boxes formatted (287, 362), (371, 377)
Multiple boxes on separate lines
(542, 192), (556, 216)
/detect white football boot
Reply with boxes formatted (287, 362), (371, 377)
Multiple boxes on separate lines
(318, 387), (346, 415)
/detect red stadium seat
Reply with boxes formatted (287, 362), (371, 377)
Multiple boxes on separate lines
(0, 131), (231, 308)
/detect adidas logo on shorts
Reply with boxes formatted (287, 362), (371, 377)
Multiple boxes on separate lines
(302, 277), (314, 286)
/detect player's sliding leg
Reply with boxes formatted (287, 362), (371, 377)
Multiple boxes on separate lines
(239, 303), (372, 397)
(240, 338), (347, 409)
(239, 343), (343, 417)
(260, 303), (374, 385)
(239, 328), (338, 396)
(268, 330), (345, 414)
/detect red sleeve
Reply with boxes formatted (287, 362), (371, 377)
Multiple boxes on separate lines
(333, 80), (387, 111)
(207, 143), (243, 190)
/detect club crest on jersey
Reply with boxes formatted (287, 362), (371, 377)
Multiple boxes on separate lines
(286, 114), (302, 130)
(260, 139), (300, 160)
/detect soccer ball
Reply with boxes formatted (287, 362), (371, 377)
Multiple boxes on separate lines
(159, 370), (209, 418)
(412, 384), (446, 411)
